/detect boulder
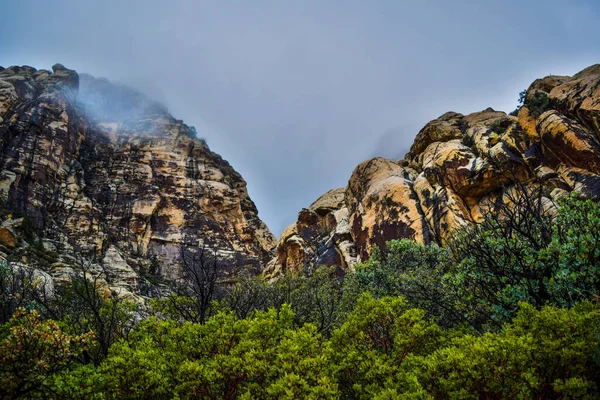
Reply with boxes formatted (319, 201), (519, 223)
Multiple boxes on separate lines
(347, 158), (431, 259)
(0, 227), (16, 249)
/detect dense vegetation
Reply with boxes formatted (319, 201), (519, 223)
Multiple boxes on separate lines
(2, 191), (600, 398)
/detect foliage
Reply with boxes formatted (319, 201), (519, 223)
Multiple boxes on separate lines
(97, 306), (337, 399)
(510, 89), (528, 115)
(0, 308), (93, 399)
(412, 302), (600, 399)
(219, 266), (344, 335)
(282, 267), (344, 334)
(176, 245), (223, 324)
(545, 194), (600, 305)
(329, 293), (442, 399)
(518, 89), (527, 106)
(527, 91), (553, 117)
(51, 271), (138, 365)
(1, 294), (600, 398)
(0, 262), (47, 325)
(512, 88), (553, 117)
(488, 118), (511, 135)
(446, 192), (600, 328)
(342, 240), (462, 327)
(2, 189), (600, 398)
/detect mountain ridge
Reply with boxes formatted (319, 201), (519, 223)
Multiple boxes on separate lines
(0, 63), (275, 298)
(2, 61), (600, 291)
(267, 63), (600, 276)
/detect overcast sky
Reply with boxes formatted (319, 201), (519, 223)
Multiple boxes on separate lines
(2, 0), (600, 237)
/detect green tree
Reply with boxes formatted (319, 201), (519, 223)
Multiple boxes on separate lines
(341, 240), (460, 327)
(55, 271), (138, 365)
(414, 302), (600, 398)
(445, 191), (600, 328)
(329, 293), (441, 399)
(99, 305), (337, 399)
(220, 266), (344, 335)
(544, 194), (600, 305)
(0, 309), (93, 399)
(0, 262), (54, 325)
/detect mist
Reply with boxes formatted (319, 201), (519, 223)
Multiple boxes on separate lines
(1, 0), (600, 237)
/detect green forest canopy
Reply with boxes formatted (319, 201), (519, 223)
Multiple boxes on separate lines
(2, 192), (600, 399)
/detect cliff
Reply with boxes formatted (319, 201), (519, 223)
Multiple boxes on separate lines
(3, 61), (600, 288)
(268, 64), (600, 275)
(0, 64), (276, 298)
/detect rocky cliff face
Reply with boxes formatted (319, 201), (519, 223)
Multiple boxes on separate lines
(0, 64), (275, 298)
(269, 64), (600, 275)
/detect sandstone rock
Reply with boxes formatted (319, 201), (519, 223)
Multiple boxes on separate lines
(421, 140), (507, 198)
(347, 158), (431, 259)
(549, 65), (600, 136)
(0, 65), (275, 296)
(9, 263), (55, 298)
(518, 107), (539, 139)
(407, 112), (464, 162)
(269, 187), (354, 275)
(309, 187), (346, 212)
(413, 173), (470, 243)
(558, 166), (600, 200)
(269, 64), (600, 271)
(529, 75), (570, 94)
(0, 227), (16, 249)
(538, 110), (600, 174)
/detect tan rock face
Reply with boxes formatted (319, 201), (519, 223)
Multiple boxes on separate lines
(538, 110), (600, 174)
(265, 187), (354, 276)
(407, 112), (463, 161)
(0, 227), (16, 249)
(270, 64), (600, 273)
(346, 158), (431, 259)
(0, 65), (275, 295)
(549, 65), (600, 135)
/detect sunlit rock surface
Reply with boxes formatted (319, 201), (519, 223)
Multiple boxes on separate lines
(264, 187), (354, 278)
(0, 64), (275, 297)
(270, 64), (600, 273)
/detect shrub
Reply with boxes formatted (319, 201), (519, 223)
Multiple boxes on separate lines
(0, 309), (93, 399)
(342, 240), (461, 327)
(527, 91), (553, 117)
(446, 191), (600, 329)
(329, 293), (442, 399)
(413, 302), (600, 398)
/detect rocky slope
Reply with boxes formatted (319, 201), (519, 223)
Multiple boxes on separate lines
(268, 64), (600, 275)
(0, 64), (275, 298)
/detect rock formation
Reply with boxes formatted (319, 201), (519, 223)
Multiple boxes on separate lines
(270, 64), (600, 274)
(0, 64), (275, 298)
(3, 61), (600, 286)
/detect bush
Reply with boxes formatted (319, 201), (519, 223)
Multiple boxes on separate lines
(99, 306), (337, 399)
(342, 240), (462, 327)
(527, 91), (553, 117)
(446, 192), (600, 329)
(2, 184), (600, 398)
(329, 293), (442, 398)
(413, 302), (600, 398)
(219, 266), (344, 335)
(0, 309), (93, 399)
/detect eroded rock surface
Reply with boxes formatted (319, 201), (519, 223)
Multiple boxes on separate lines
(264, 187), (355, 277)
(0, 64), (275, 297)
(270, 64), (600, 273)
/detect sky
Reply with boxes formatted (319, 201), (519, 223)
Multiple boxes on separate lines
(2, 0), (600, 237)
